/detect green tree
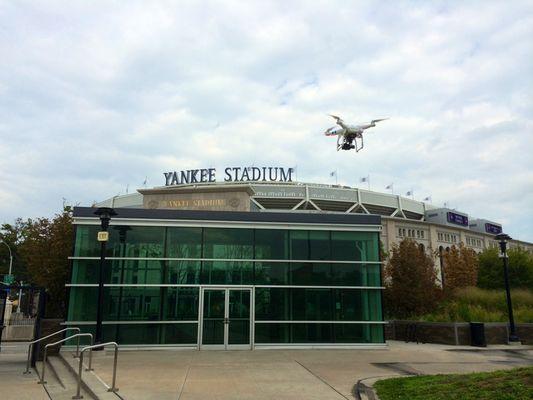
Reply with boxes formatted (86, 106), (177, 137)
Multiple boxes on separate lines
(477, 247), (533, 290)
(384, 239), (441, 318)
(19, 207), (73, 317)
(442, 243), (479, 292)
(0, 219), (32, 282)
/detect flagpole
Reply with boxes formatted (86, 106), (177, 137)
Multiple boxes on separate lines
(367, 175), (370, 190)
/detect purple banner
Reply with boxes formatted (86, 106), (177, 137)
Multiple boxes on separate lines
(447, 212), (469, 226)
(485, 223), (502, 234)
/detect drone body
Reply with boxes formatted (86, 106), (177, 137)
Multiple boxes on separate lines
(324, 115), (388, 152)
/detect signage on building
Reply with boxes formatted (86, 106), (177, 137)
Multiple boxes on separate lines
(447, 211), (468, 227)
(485, 223), (502, 234)
(163, 167), (294, 186)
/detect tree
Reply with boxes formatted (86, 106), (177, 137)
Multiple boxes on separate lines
(442, 243), (478, 292)
(19, 207), (73, 317)
(0, 219), (32, 282)
(384, 238), (441, 318)
(477, 247), (533, 290)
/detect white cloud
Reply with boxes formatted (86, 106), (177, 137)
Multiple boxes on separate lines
(0, 0), (532, 240)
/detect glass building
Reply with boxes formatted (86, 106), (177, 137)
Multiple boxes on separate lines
(66, 208), (385, 348)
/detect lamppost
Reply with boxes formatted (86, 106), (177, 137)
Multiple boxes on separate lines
(0, 239), (13, 277)
(94, 207), (117, 346)
(1, 240), (14, 301)
(494, 233), (520, 343)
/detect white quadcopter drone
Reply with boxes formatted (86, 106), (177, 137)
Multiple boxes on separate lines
(324, 115), (388, 152)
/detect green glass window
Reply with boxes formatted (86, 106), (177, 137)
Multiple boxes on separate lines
(166, 227), (202, 258)
(166, 261), (200, 284)
(333, 323), (384, 343)
(71, 259), (100, 284)
(289, 262), (330, 285)
(255, 229), (289, 259)
(331, 232), (379, 262)
(289, 230), (309, 260)
(115, 324), (160, 345)
(104, 287), (162, 321)
(120, 260), (164, 284)
(107, 226), (165, 258)
(309, 231), (330, 260)
(67, 287), (98, 321)
(160, 323), (198, 344)
(255, 288), (382, 322)
(201, 261), (253, 284)
(254, 323), (384, 344)
(330, 263), (382, 287)
(254, 262), (290, 285)
(203, 228), (253, 259)
(162, 287), (199, 320)
(73, 225), (101, 257)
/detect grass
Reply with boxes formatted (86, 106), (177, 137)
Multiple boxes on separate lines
(374, 366), (533, 400)
(420, 287), (533, 323)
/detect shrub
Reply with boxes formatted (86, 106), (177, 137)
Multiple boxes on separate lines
(384, 239), (441, 319)
(477, 247), (533, 290)
(420, 287), (533, 323)
(441, 243), (478, 292)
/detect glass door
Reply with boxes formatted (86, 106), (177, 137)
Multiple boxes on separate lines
(200, 287), (252, 350)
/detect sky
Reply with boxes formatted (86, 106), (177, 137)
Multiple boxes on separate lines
(0, 1), (532, 241)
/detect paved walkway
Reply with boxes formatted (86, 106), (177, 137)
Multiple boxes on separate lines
(85, 341), (533, 400)
(0, 342), (49, 400)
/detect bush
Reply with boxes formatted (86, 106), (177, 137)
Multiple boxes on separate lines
(384, 239), (442, 319)
(477, 247), (533, 290)
(420, 287), (533, 323)
(441, 243), (478, 292)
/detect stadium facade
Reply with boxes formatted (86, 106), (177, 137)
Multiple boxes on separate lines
(66, 179), (532, 348)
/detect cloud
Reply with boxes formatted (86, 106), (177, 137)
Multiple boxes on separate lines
(0, 0), (532, 240)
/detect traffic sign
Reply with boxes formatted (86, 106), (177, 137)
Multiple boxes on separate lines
(3, 274), (14, 285)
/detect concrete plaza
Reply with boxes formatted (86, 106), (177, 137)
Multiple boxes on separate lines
(1, 341), (532, 399)
(86, 341), (532, 400)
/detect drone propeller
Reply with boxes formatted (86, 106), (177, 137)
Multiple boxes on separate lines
(371, 118), (389, 124)
(329, 114), (341, 121)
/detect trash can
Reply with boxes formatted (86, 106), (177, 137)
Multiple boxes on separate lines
(470, 322), (486, 347)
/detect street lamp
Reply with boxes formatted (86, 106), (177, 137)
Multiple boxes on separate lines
(94, 207), (117, 346)
(0, 239), (13, 276)
(494, 233), (520, 343)
(1, 240), (14, 302)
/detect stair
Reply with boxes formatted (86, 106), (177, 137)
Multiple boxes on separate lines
(35, 350), (120, 400)
(36, 356), (93, 399)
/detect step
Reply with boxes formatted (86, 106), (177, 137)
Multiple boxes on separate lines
(36, 356), (94, 400)
(59, 351), (122, 400)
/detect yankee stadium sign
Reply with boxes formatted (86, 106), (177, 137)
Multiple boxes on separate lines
(164, 166), (294, 186)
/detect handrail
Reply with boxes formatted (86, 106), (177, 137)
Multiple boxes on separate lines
(24, 327), (81, 374)
(73, 342), (119, 399)
(37, 333), (93, 385)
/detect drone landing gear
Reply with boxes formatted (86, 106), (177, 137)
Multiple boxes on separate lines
(339, 137), (364, 152)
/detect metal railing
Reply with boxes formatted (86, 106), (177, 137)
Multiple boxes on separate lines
(73, 342), (119, 399)
(38, 333), (93, 384)
(24, 327), (81, 374)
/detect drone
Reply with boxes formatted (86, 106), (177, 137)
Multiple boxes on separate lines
(324, 115), (388, 152)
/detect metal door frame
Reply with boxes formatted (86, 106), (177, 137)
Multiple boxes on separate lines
(198, 286), (253, 350)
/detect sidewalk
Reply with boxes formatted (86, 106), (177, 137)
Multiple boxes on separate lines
(0, 343), (49, 400)
(85, 341), (533, 400)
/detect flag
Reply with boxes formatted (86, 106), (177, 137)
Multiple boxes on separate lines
(143, 176), (147, 186)
(423, 196), (431, 202)
(330, 170), (337, 177)
(360, 177), (367, 183)
(386, 183), (393, 189)
(406, 191), (412, 196)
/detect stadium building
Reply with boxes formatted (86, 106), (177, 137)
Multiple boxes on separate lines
(66, 172), (532, 348)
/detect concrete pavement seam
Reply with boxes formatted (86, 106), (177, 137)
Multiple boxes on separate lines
(293, 359), (351, 400)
